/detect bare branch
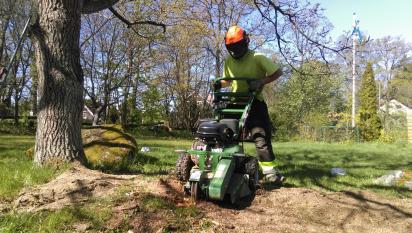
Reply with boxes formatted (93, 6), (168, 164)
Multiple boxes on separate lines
(108, 7), (166, 33)
(80, 16), (113, 48)
(82, 0), (120, 14)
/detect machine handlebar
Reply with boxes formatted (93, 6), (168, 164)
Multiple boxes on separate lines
(212, 77), (257, 98)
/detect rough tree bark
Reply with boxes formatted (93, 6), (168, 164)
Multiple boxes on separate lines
(30, 58), (38, 115)
(92, 105), (105, 126)
(32, 0), (85, 164)
(32, 0), (119, 164)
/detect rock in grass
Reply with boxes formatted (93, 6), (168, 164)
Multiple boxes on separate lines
(330, 167), (346, 176)
(82, 124), (137, 171)
(405, 180), (412, 190)
(374, 170), (404, 186)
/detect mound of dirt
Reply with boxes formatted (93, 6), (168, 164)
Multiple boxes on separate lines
(199, 187), (412, 233)
(82, 124), (137, 170)
(13, 165), (137, 212)
(10, 169), (412, 232)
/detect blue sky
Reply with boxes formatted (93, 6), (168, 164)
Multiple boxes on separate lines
(314, 0), (412, 42)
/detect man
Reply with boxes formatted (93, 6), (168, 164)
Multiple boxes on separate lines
(214, 25), (284, 184)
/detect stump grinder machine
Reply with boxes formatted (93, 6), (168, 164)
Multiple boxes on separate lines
(175, 77), (259, 204)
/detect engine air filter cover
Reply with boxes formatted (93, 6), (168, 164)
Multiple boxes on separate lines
(197, 121), (228, 138)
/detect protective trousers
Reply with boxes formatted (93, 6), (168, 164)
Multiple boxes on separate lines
(245, 99), (275, 163)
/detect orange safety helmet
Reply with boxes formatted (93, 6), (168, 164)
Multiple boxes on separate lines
(224, 26), (249, 59)
(225, 26), (246, 44)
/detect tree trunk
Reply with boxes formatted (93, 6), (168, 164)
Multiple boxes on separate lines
(14, 95), (19, 125)
(30, 56), (38, 115)
(120, 91), (129, 127)
(121, 39), (134, 127)
(131, 77), (138, 109)
(12, 52), (20, 125)
(32, 0), (85, 164)
(0, 16), (9, 63)
(31, 74), (38, 115)
(92, 105), (105, 126)
(215, 48), (221, 78)
(5, 85), (12, 108)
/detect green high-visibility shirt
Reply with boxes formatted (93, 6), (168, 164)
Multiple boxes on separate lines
(223, 50), (280, 101)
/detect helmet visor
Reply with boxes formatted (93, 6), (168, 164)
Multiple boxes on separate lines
(226, 39), (248, 59)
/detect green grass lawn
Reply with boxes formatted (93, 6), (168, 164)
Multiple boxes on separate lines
(1, 135), (411, 232)
(274, 142), (412, 198)
(135, 138), (412, 198)
(1, 135), (411, 201)
(5, 135), (410, 200)
(0, 136), (62, 202)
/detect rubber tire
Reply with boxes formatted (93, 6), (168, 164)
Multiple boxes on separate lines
(244, 157), (259, 192)
(175, 154), (194, 181)
(190, 182), (200, 202)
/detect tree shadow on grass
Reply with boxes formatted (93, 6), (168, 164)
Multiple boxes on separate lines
(279, 145), (412, 189)
(98, 152), (175, 177)
(280, 164), (332, 188)
(313, 188), (412, 232)
(342, 189), (412, 218)
(275, 154), (412, 224)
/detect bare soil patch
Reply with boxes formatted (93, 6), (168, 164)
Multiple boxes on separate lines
(10, 167), (412, 232)
(152, 178), (412, 233)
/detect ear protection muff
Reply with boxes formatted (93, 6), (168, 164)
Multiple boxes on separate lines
(243, 31), (250, 44)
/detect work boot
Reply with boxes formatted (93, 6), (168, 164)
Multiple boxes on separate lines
(264, 172), (285, 185)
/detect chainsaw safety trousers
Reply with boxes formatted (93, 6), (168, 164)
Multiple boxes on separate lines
(246, 99), (275, 163)
(259, 160), (278, 174)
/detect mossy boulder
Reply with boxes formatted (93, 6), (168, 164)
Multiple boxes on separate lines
(25, 125), (137, 171)
(82, 124), (137, 171)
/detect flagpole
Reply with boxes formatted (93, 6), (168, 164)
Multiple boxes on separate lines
(352, 13), (357, 128)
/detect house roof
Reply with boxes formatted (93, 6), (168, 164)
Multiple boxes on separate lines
(379, 99), (412, 114)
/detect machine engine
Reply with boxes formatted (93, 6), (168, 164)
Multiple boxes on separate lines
(196, 121), (234, 146)
(195, 119), (239, 145)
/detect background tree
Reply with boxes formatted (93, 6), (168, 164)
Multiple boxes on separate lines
(268, 61), (344, 139)
(366, 36), (411, 113)
(253, 0), (349, 67)
(388, 63), (412, 107)
(140, 82), (165, 124)
(31, 0), (122, 164)
(358, 62), (381, 141)
(4, 0), (409, 153)
(0, 0), (31, 118)
(81, 11), (129, 126)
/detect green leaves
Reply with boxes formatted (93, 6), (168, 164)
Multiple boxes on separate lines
(268, 61), (344, 139)
(388, 63), (412, 107)
(358, 63), (382, 141)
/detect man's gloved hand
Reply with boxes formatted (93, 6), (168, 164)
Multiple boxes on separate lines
(248, 79), (264, 91)
(211, 80), (222, 90)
